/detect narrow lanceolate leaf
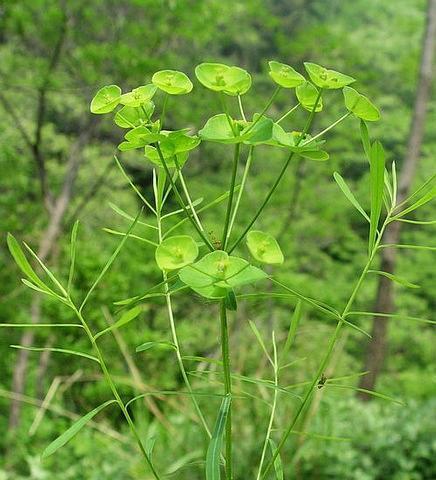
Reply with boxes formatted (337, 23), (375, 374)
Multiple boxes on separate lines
(368, 141), (385, 253)
(368, 270), (420, 289)
(249, 320), (273, 365)
(360, 120), (370, 161)
(326, 383), (404, 405)
(281, 300), (302, 363)
(333, 172), (370, 222)
(94, 306), (143, 340)
(7, 234), (52, 294)
(42, 400), (117, 458)
(268, 439), (284, 480)
(394, 186), (436, 218)
(136, 341), (176, 353)
(68, 220), (79, 293)
(10, 345), (100, 363)
(206, 395), (232, 480)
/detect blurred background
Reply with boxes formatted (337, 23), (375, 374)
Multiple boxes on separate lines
(0, 0), (435, 478)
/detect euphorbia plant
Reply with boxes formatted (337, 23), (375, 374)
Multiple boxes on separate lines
(6, 60), (435, 479)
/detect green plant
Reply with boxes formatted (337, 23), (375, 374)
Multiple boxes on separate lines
(4, 59), (435, 479)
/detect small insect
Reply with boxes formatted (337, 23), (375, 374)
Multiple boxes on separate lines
(209, 231), (222, 250)
(317, 373), (327, 389)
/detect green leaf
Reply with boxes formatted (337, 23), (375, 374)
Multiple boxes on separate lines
(246, 230), (284, 265)
(205, 395), (231, 480)
(225, 289), (237, 311)
(42, 400), (117, 458)
(281, 300), (302, 364)
(304, 62), (355, 89)
(195, 63), (251, 96)
(248, 320), (272, 364)
(119, 84), (157, 107)
(326, 384), (404, 405)
(368, 141), (385, 253)
(114, 104), (152, 128)
(198, 114), (241, 143)
(136, 341), (176, 353)
(10, 345), (99, 363)
(152, 70), (193, 95)
(268, 439), (284, 480)
(67, 221), (79, 293)
(360, 120), (371, 161)
(179, 251), (267, 299)
(90, 85), (121, 114)
(7, 234), (52, 294)
(268, 61), (305, 88)
(143, 130), (200, 167)
(296, 82), (323, 112)
(242, 115), (274, 145)
(94, 306), (143, 340)
(333, 172), (370, 222)
(394, 186), (436, 218)
(343, 86), (380, 121)
(299, 150), (329, 161)
(155, 235), (199, 271)
(368, 270), (420, 289)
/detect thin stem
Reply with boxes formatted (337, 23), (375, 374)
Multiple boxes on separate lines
(222, 142), (241, 249)
(238, 95), (247, 122)
(228, 89), (323, 253)
(256, 332), (278, 480)
(159, 94), (168, 128)
(245, 86), (281, 134)
(154, 143), (214, 250)
(154, 193), (211, 438)
(175, 159), (205, 232)
(220, 93), (238, 136)
(261, 213), (392, 479)
(220, 300), (233, 479)
(302, 112), (351, 147)
(227, 146), (254, 240)
(276, 104), (299, 124)
(70, 305), (160, 479)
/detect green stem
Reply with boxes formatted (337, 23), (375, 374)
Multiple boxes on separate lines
(302, 112), (351, 147)
(222, 142), (241, 249)
(276, 104), (299, 124)
(226, 146), (254, 241)
(238, 94), (247, 122)
(228, 89), (323, 253)
(220, 300), (233, 479)
(71, 306), (160, 479)
(154, 143), (214, 250)
(261, 214), (391, 479)
(245, 86), (281, 134)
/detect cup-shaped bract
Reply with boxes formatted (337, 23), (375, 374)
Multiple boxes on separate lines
(144, 130), (200, 167)
(179, 250), (267, 299)
(195, 63), (251, 96)
(155, 235), (199, 271)
(296, 81), (323, 112)
(246, 230), (284, 265)
(343, 86), (380, 121)
(120, 84), (157, 107)
(268, 61), (305, 88)
(152, 70), (193, 95)
(90, 85), (122, 114)
(114, 103), (155, 128)
(304, 62), (355, 89)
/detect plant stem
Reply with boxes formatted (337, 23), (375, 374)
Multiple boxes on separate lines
(245, 86), (281, 134)
(238, 94), (247, 122)
(256, 332), (278, 480)
(228, 90), (323, 253)
(154, 143), (214, 250)
(155, 190), (211, 438)
(220, 300), (233, 479)
(302, 112), (351, 146)
(261, 213), (391, 479)
(222, 142), (241, 249)
(71, 306), (160, 479)
(227, 146), (254, 241)
(276, 104), (299, 124)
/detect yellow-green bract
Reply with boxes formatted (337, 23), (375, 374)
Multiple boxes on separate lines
(120, 84), (157, 107)
(152, 70), (193, 95)
(90, 85), (122, 114)
(155, 235), (199, 271)
(304, 62), (355, 89)
(343, 86), (381, 121)
(268, 61), (305, 88)
(246, 230), (284, 264)
(296, 81), (323, 112)
(195, 62), (251, 96)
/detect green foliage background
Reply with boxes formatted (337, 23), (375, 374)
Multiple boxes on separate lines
(0, 0), (434, 478)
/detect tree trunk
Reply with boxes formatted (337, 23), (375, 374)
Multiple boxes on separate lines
(358, 0), (436, 399)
